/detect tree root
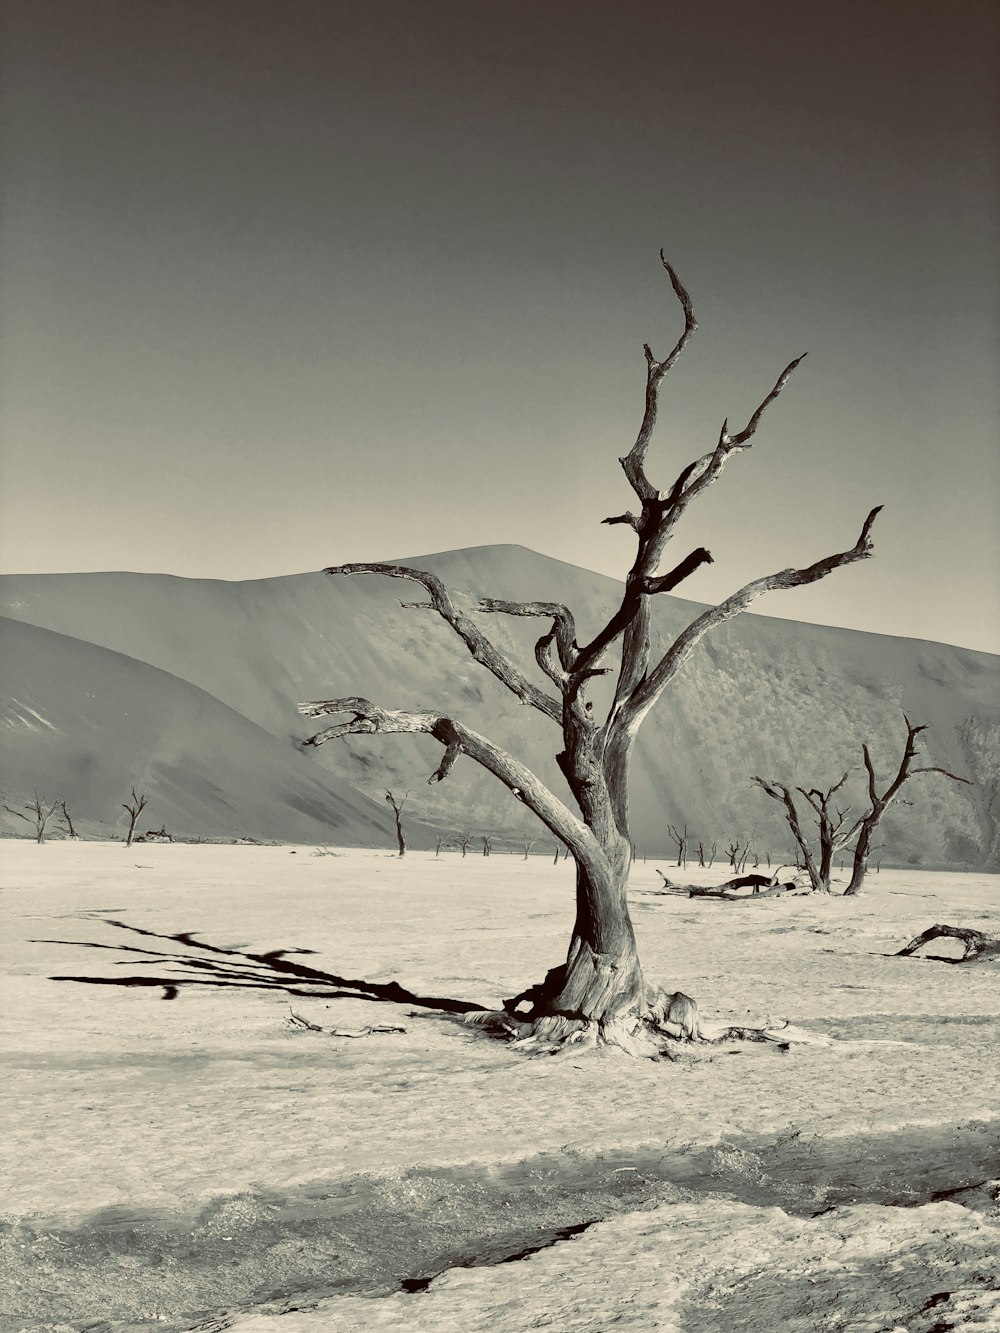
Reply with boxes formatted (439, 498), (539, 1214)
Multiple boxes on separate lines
(465, 984), (827, 1058)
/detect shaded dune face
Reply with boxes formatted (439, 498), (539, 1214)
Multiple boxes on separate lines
(0, 544), (997, 859)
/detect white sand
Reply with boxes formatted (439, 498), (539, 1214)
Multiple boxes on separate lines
(1, 842), (997, 1330)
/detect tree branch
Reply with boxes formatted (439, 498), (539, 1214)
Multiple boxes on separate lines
(326, 563), (562, 722)
(622, 507), (883, 728)
(619, 251), (697, 503)
(298, 697), (604, 866)
(473, 597), (578, 671)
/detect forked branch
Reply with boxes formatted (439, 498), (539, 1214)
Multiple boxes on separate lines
(298, 697), (602, 865)
(620, 251), (698, 503)
(623, 507), (883, 727)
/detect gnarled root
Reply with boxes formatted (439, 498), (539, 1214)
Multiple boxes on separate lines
(471, 973), (815, 1058)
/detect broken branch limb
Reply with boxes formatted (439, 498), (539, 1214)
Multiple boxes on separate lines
(473, 597), (578, 671)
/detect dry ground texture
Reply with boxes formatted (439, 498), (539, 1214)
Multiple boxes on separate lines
(1, 843), (998, 1332)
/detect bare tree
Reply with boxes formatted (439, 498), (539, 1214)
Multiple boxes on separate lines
(480, 833), (495, 858)
(384, 790), (408, 857)
(844, 718), (971, 895)
(122, 787), (148, 848)
(59, 800), (79, 839)
(726, 839), (753, 875)
(666, 822), (688, 867)
(301, 251), (882, 1054)
(4, 792), (59, 843)
(457, 831), (474, 857)
(521, 833), (539, 860)
(753, 773), (859, 893)
(434, 832), (447, 857)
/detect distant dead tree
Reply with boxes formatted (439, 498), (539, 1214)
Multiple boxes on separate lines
(301, 250), (882, 1054)
(843, 718), (971, 895)
(384, 790), (408, 857)
(58, 800), (79, 839)
(457, 831), (474, 857)
(480, 833), (495, 858)
(666, 823), (688, 867)
(752, 772), (859, 893)
(4, 792), (59, 843)
(434, 832), (447, 857)
(726, 839), (752, 875)
(122, 787), (148, 848)
(521, 833), (539, 860)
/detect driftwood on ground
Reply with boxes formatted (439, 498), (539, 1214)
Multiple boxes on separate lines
(654, 870), (801, 900)
(894, 924), (1000, 964)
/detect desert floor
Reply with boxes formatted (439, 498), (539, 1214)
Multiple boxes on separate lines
(1, 842), (998, 1332)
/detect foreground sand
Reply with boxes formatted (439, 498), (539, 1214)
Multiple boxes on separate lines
(1, 843), (997, 1331)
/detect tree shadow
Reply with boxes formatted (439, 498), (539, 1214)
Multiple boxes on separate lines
(36, 917), (489, 1013)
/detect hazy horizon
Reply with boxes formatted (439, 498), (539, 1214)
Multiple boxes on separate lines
(2, 0), (998, 652)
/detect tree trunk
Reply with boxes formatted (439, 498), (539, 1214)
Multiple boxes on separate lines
(844, 824), (871, 895)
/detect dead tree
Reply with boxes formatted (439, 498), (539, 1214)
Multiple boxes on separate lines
(4, 792), (59, 843)
(58, 799), (79, 839)
(301, 251), (882, 1055)
(457, 831), (473, 857)
(844, 718), (971, 895)
(384, 790), (408, 857)
(666, 822), (688, 867)
(752, 773), (860, 893)
(521, 833), (539, 860)
(434, 832), (447, 857)
(726, 839), (752, 875)
(480, 833), (495, 857)
(122, 787), (148, 848)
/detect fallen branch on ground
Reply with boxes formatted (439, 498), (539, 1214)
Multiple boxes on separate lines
(654, 871), (801, 899)
(288, 1009), (407, 1037)
(894, 924), (1000, 964)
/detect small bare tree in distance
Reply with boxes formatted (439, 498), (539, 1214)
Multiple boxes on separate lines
(122, 787), (148, 848)
(666, 822), (688, 867)
(384, 790), (408, 857)
(4, 792), (59, 843)
(752, 773), (858, 893)
(59, 799), (79, 839)
(301, 251), (882, 1055)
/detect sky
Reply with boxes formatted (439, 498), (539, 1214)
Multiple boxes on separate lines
(1, 0), (998, 653)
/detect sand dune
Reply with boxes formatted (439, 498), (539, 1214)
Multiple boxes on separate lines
(0, 616), (425, 846)
(1, 545), (997, 859)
